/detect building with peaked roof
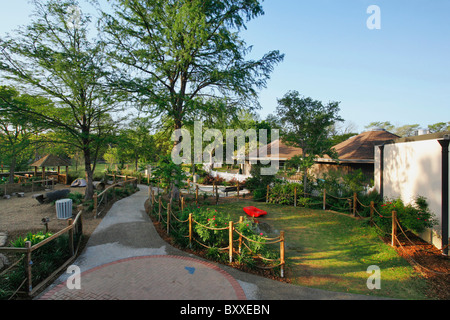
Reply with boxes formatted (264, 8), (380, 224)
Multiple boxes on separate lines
(312, 129), (400, 180)
(245, 129), (400, 180)
(244, 139), (304, 175)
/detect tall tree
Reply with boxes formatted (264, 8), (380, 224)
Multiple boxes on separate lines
(0, 0), (122, 200)
(99, 0), (284, 141)
(276, 91), (343, 194)
(99, 0), (283, 197)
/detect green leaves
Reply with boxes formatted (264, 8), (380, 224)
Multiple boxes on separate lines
(101, 0), (284, 129)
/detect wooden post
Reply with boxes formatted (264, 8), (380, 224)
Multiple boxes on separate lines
(93, 193), (98, 218)
(280, 231), (285, 278)
(189, 213), (193, 248)
(167, 202), (171, 234)
(196, 185), (199, 205)
(158, 196), (162, 222)
(294, 186), (297, 207)
(353, 193), (357, 217)
(237, 181), (240, 198)
(25, 241), (32, 295)
(323, 189), (326, 210)
(181, 196), (184, 213)
(229, 221), (234, 263)
(68, 219), (74, 256)
(370, 201), (374, 226)
(238, 216), (243, 254)
(215, 184), (219, 205)
(392, 211), (397, 247)
(266, 185), (270, 203)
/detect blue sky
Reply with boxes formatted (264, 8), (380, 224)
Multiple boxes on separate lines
(1, 0), (449, 132)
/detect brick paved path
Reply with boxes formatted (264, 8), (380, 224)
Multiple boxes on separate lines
(39, 255), (246, 300)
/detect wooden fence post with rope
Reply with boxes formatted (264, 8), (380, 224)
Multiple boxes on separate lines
(370, 201), (375, 226)
(392, 210), (397, 247)
(323, 189), (326, 210)
(229, 221), (234, 263)
(189, 213), (193, 248)
(280, 231), (285, 278)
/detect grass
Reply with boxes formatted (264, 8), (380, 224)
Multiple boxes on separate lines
(214, 200), (430, 300)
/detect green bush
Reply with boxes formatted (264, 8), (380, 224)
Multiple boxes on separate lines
(1, 232), (72, 300)
(373, 196), (437, 235)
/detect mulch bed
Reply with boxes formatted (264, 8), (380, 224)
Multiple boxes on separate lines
(392, 232), (450, 300)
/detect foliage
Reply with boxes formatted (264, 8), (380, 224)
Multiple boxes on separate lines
(67, 192), (84, 206)
(316, 169), (370, 198)
(10, 231), (53, 248)
(2, 232), (73, 300)
(0, 0), (123, 200)
(246, 163), (281, 201)
(152, 155), (187, 193)
(276, 91), (343, 194)
(373, 196), (437, 235)
(192, 207), (230, 248)
(100, 0), (284, 134)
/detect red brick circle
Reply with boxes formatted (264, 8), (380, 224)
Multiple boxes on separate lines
(39, 255), (246, 300)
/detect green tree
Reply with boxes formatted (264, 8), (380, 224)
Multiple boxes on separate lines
(0, 0), (122, 200)
(276, 91), (343, 195)
(100, 0), (283, 198)
(428, 122), (450, 133)
(100, 0), (284, 140)
(0, 86), (40, 182)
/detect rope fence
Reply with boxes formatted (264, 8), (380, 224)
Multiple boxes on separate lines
(147, 191), (286, 278)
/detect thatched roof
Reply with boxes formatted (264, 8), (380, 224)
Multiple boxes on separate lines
(31, 154), (72, 167)
(248, 139), (303, 161)
(318, 129), (400, 163)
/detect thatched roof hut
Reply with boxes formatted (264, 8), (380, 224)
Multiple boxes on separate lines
(31, 155), (71, 183)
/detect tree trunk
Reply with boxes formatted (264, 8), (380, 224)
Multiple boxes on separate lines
(8, 156), (16, 184)
(83, 146), (95, 201)
(303, 167), (308, 197)
(171, 118), (183, 201)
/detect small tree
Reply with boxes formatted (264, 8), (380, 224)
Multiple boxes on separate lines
(276, 91), (343, 195)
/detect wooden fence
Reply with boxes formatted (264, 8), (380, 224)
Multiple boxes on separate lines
(0, 210), (83, 299)
(147, 191), (286, 278)
(1, 178), (57, 197)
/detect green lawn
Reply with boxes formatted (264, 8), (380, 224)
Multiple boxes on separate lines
(214, 200), (430, 300)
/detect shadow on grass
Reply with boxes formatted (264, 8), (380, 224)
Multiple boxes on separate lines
(214, 199), (430, 300)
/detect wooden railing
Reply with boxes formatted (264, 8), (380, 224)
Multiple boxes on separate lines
(0, 211), (83, 298)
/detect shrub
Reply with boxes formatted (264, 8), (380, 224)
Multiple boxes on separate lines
(373, 196), (437, 235)
(10, 231), (53, 247)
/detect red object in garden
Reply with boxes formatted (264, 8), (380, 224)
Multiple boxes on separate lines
(243, 206), (267, 218)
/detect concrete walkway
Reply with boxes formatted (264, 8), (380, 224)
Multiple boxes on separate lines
(36, 185), (380, 300)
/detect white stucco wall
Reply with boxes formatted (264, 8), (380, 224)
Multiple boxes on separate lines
(374, 137), (449, 248)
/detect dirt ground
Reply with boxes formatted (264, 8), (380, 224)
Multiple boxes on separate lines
(0, 184), (101, 246)
(394, 233), (450, 300)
